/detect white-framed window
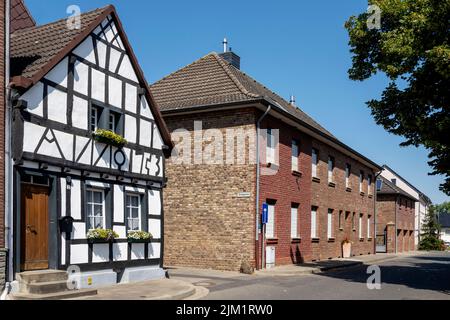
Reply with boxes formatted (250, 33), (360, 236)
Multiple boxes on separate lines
(126, 194), (141, 232)
(292, 140), (299, 171)
(265, 202), (275, 239)
(328, 156), (335, 183)
(266, 129), (275, 164)
(327, 209), (334, 239)
(312, 148), (318, 178)
(367, 215), (371, 238)
(86, 189), (105, 230)
(352, 212), (356, 230)
(368, 174), (373, 195)
(359, 171), (364, 193)
(345, 164), (351, 188)
(359, 214), (363, 239)
(109, 113), (117, 133)
(90, 106), (100, 132)
(291, 205), (299, 238)
(311, 207), (318, 238)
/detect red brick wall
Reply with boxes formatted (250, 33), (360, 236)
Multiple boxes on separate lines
(259, 114), (376, 266)
(0, 0), (6, 250)
(376, 194), (416, 252)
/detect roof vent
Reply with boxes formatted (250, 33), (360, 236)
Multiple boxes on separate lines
(289, 95), (296, 106)
(219, 38), (241, 69)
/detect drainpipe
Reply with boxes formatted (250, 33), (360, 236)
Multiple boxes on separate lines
(374, 171), (381, 254)
(395, 195), (399, 254)
(255, 105), (271, 270)
(2, 0), (12, 299)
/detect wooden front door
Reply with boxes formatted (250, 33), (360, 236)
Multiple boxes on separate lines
(21, 184), (49, 271)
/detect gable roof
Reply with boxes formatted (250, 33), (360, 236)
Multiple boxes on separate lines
(151, 52), (382, 170)
(151, 52), (334, 138)
(378, 176), (418, 201)
(382, 165), (431, 204)
(10, 0), (36, 33)
(10, 5), (173, 150)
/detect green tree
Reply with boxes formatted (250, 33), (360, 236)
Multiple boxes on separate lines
(345, 0), (450, 195)
(419, 204), (445, 250)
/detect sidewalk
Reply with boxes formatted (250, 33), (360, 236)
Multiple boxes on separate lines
(72, 278), (197, 300)
(255, 252), (407, 277)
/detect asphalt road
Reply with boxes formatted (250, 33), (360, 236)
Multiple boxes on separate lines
(176, 252), (450, 300)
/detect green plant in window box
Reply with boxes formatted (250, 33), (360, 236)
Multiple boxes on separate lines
(86, 228), (119, 243)
(127, 230), (153, 243)
(92, 129), (127, 148)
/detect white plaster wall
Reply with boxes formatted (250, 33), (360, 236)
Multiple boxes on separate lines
(109, 47), (122, 72)
(118, 55), (138, 82)
(53, 130), (74, 160)
(108, 76), (122, 108)
(114, 184), (125, 223)
(113, 226), (126, 239)
(72, 222), (86, 240)
(152, 127), (164, 150)
(131, 243), (145, 260)
(92, 244), (110, 263)
(91, 68), (106, 102)
(125, 83), (137, 113)
(73, 60), (89, 96)
(113, 243), (128, 261)
(71, 179), (82, 220)
(47, 86), (67, 124)
(71, 244), (89, 264)
(148, 189), (161, 216)
(140, 96), (154, 120)
(72, 96), (88, 130)
(46, 57), (68, 88)
(139, 119), (152, 148)
(75, 136), (92, 165)
(22, 82), (44, 116)
(96, 40), (108, 69)
(22, 122), (46, 153)
(148, 219), (161, 239)
(124, 115), (137, 143)
(72, 36), (96, 64)
(148, 243), (161, 259)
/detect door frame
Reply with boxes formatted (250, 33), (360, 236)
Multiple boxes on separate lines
(14, 167), (60, 276)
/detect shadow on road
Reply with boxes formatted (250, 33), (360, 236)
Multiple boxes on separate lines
(314, 254), (450, 295)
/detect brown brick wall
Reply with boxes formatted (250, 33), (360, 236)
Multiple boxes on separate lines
(0, 0), (7, 250)
(309, 135), (376, 259)
(376, 194), (416, 253)
(162, 108), (257, 271)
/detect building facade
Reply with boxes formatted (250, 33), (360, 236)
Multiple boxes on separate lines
(380, 165), (431, 248)
(151, 51), (381, 271)
(376, 177), (417, 253)
(438, 213), (450, 245)
(7, 5), (172, 289)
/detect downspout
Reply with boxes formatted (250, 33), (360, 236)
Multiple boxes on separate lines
(374, 171), (381, 254)
(255, 105), (271, 270)
(2, 0), (12, 299)
(395, 195), (399, 254)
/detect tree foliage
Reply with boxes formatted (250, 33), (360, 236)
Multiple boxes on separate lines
(345, 0), (450, 194)
(419, 204), (445, 251)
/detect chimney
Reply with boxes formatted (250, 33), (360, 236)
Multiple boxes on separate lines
(219, 38), (240, 69)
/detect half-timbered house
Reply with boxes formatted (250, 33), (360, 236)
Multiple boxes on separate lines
(8, 5), (172, 290)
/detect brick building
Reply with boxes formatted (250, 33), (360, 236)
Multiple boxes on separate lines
(151, 50), (381, 271)
(376, 176), (417, 253)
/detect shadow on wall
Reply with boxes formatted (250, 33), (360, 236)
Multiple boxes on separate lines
(290, 246), (304, 264)
(313, 253), (450, 295)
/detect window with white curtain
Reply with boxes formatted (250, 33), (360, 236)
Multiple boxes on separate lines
(327, 209), (334, 239)
(345, 164), (351, 188)
(328, 157), (335, 183)
(265, 202), (275, 239)
(312, 149), (318, 178)
(311, 207), (318, 238)
(266, 129), (275, 164)
(359, 214), (363, 239)
(126, 194), (141, 232)
(291, 205), (299, 238)
(86, 189), (105, 230)
(367, 215), (371, 238)
(292, 140), (299, 171)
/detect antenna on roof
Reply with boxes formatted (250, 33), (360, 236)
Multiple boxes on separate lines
(223, 38), (228, 53)
(289, 95), (296, 106)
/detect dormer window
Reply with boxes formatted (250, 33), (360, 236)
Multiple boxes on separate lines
(90, 106), (101, 132)
(90, 103), (123, 135)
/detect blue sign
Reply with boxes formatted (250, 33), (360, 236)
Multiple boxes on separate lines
(262, 203), (269, 225)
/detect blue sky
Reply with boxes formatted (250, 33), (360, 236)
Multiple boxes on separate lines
(26, 0), (449, 204)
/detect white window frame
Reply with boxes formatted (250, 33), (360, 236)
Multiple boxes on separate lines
(328, 156), (334, 183)
(86, 188), (105, 230)
(266, 129), (275, 164)
(359, 171), (364, 193)
(367, 215), (371, 239)
(311, 207), (318, 239)
(291, 205), (299, 239)
(368, 175), (372, 195)
(327, 209), (333, 239)
(125, 193), (141, 232)
(265, 203), (275, 239)
(90, 106), (99, 132)
(359, 214), (363, 239)
(291, 140), (299, 171)
(345, 164), (351, 188)
(109, 113), (116, 133)
(312, 149), (318, 178)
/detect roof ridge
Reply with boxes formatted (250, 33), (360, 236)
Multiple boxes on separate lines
(12, 5), (111, 35)
(212, 52), (260, 98)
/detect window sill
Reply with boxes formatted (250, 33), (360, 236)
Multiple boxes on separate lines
(359, 238), (365, 242)
(292, 170), (302, 177)
(312, 177), (321, 183)
(346, 187), (352, 193)
(328, 238), (336, 243)
(367, 238), (373, 242)
(360, 192), (365, 197)
(328, 182), (336, 188)
(368, 194), (373, 199)
(266, 238), (279, 245)
(311, 238), (320, 243)
(339, 228), (344, 231)
(266, 163), (279, 170)
(291, 238), (301, 244)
